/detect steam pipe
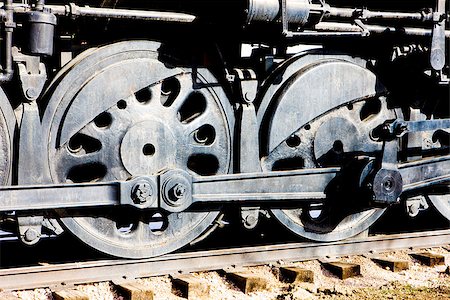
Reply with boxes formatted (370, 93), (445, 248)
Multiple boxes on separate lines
(308, 4), (433, 22)
(313, 22), (450, 39)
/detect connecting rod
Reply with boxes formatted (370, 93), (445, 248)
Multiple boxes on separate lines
(0, 154), (448, 214)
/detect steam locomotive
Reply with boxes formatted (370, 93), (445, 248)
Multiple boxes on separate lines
(0, 0), (448, 258)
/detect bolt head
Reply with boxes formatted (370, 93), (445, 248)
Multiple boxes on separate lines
(24, 228), (39, 242)
(173, 184), (186, 199)
(131, 181), (153, 204)
(26, 88), (38, 99)
(245, 215), (257, 226)
(383, 179), (393, 191)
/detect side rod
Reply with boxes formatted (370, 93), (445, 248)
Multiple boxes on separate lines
(0, 153), (448, 213)
(0, 168), (338, 213)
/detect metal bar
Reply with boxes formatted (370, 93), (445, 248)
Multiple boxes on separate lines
(0, 229), (448, 291)
(399, 155), (450, 192)
(407, 119), (450, 133)
(192, 168), (338, 203)
(0, 155), (448, 212)
(287, 30), (363, 37)
(430, 0), (446, 70)
(0, 182), (119, 211)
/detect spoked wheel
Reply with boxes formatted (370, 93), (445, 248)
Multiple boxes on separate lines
(0, 89), (15, 186)
(426, 131), (450, 221)
(428, 194), (450, 221)
(257, 54), (397, 241)
(42, 41), (234, 258)
(0, 89), (15, 234)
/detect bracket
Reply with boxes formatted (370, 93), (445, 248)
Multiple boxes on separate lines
(430, 0), (446, 71)
(13, 50), (47, 102)
(233, 69), (261, 229)
(372, 117), (450, 204)
(233, 68), (257, 104)
(406, 195), (429, 217)
(14, 52), (53, 243)
(17, 215), (43, 245)
(353, 19), (370, 37)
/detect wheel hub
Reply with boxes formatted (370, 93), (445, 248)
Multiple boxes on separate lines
(120, 119), (178, 175)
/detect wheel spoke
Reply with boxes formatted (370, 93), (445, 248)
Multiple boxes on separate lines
(182, 111), (219, 136)
(167, 74), (194, 112)
(78, 122), (109, 141)
(189, 144), (220, 156)
(58, 148), (104, 168)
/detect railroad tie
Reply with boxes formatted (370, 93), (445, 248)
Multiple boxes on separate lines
(52, 289), (89, 300)
(114, 282), (154, 300)
(171, 274), (210, 299)
(371, 257), (409, 272)
(225, 271), (268, 294)
(279, 267), (314, 283)
(321, 261), (361, 279)
(410, 252), (446, 267)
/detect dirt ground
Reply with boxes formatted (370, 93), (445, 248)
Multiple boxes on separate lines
(8, 247), (450, 300)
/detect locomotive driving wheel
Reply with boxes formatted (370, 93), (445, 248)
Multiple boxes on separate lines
(257, 53), (397, 241)
(42, 41), (234, 258)
(0, 89), (14, 186)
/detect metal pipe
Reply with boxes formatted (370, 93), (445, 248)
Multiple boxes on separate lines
(0, 0), (14, 83)
(309, 4), (432, 22)
(7, 2), (441, 25)
(313, 22), (450, 38)
(8, 3), (196, 23)
(45, 3), (196, 23)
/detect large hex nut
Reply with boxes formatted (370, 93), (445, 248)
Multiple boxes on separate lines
(160, 170), (193, 212)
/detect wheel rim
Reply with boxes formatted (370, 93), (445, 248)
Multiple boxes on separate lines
(428, 194), (450, 221)
(257, 54), (394, 241)
(0, 88), (14, 186)
(43, 41), (234, 258)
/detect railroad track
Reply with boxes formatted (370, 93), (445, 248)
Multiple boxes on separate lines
(0, 229), (449, 291)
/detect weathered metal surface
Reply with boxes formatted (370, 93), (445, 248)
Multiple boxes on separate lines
(0, 88), (14, 186)
(0, 155), (447, 212)
(257, 54), (395, 242)
(40, 41), (235, 258)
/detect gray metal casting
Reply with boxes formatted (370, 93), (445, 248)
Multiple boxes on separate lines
(27, 10), (56, 56)
(40, 41), (235, 258)
(257, 54), (396, 242)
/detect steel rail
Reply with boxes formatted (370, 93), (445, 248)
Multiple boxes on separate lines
(0, 229), (449, 291)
